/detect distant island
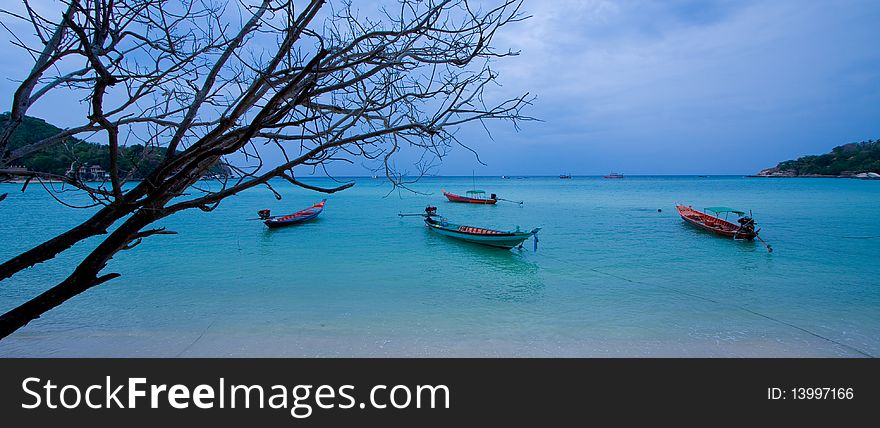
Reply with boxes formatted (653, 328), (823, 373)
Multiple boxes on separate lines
(754, 139), (880, 179)
(1, 113), (230, 181)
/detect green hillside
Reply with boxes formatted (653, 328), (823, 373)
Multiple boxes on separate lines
(1, 113), (227, 179)
(763, 139), (880, 176)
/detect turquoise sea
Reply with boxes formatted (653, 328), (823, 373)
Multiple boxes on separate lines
(1, 176), (878, 357)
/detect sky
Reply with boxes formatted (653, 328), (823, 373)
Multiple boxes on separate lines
(1, 0), (879, 176)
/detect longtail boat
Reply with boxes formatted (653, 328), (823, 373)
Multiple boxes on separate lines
(400, 207), (539, 250)
(443, 189), (497, 204)
(676, 205), (758, 240)
(258, 199), (326, 229)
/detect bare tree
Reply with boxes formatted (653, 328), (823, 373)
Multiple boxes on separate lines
(0, 0), (532, 339)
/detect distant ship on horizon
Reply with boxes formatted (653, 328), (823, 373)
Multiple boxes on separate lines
(603, 172), (624, 179)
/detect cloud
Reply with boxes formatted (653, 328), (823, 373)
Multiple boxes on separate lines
(1, 0), (878, 175)
(462, 0), (880, 174)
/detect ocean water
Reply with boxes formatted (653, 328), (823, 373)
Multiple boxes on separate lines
(0, 176), (878, 357)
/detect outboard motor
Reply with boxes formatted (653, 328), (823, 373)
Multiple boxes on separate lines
(257, 209), (272, 220)
(425, 206), (438, 216)
(490, 193), (497, 200)
(737, 216), (755, 233)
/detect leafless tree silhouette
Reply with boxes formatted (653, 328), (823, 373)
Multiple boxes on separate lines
(0, 0), (532, 338)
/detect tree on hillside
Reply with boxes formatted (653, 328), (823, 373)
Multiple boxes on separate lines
(774, 140), (880, 175)
(0, 0), (532, 338)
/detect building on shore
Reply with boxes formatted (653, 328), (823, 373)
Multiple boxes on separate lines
(65, 163), (109, 181)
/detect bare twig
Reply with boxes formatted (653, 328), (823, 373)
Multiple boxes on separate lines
(0, 0), (533, 339)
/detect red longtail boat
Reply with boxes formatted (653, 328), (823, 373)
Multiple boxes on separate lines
(442, 189), (497, 204)
(677, 205), (772, 252)
(676, 205), (758, 239)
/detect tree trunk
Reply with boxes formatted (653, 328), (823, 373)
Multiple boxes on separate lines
(0, 210), (156, 338)
(0, 271), (119, 338)
(0, 205), (124, 282)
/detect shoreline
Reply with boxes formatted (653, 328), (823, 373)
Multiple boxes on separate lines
(747, 175), (880, 180)
(0, 328), (867, 358)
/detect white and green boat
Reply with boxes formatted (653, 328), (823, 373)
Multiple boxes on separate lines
(402, 207), (539, 250)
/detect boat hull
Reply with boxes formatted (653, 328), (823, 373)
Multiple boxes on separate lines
(424, 217), (538, 249)
(264, 200), (326, 228)
(442, 190), (497, 204)
(676, 205), (756, 240)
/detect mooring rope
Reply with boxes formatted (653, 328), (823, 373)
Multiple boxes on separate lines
(585, 266), (874, 358)
(496, 197), (524, 205)
(176, 320), (216, 357)
(523, 248), (874, 357)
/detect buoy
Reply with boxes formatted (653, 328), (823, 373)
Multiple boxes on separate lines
(657, 208), (662, 212)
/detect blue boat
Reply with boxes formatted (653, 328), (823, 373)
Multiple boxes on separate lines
(258, 199), (326, 228)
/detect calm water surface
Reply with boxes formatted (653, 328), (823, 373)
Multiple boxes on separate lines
(1, 176), (878, 356)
